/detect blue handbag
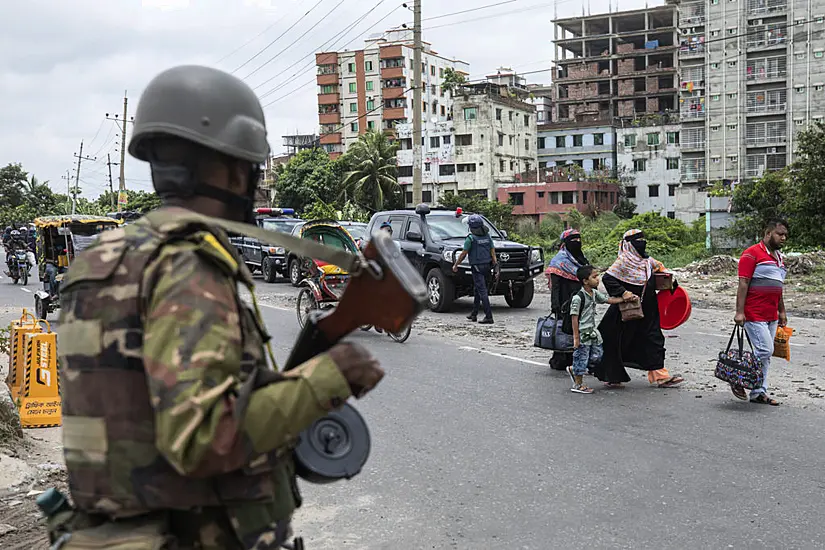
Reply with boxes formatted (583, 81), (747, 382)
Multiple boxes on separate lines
(714, 325), (764, 390)
(533, 315), (574, 351)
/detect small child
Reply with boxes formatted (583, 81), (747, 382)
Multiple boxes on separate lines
(567, 265), (638, 394)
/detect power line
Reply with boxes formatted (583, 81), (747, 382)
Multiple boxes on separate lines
(232, 0), (329, 75)
(214, 5), (302, 65)
(421, 0), (521, 22)
(241, 0), (348, 81)
(425, 2), (556, 31)
(253, 0), (394, 95)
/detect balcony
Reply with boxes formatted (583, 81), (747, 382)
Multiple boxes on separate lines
(319, 132), (342, 145)
(317, 73), (338, 86)
(747, 29), (787, 51)
(381, 66), (405, 79)
(318, 111), (341, 125)
(746, 102), (786, 115)
(746, 0), (786, 15)
(681, 141), (705, 150)
(746, 134), (787, 146)
(382, 86), (405, 99)
(383, 107), (406, 121)
(380, 45), (403, 59)
(745, 67), (787, 83)
(317, 93), (339, 105)
(680, 109), (706, 120)
(681, 170), (706, 181)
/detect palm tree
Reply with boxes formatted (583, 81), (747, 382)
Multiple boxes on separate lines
(340, 131), (400, 212)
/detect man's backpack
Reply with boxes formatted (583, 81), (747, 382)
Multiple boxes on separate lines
(560, 290), (586, 335)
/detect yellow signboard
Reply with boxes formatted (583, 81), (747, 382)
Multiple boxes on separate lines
(6, 309), (43, 402)
(18, 332), (62, 428)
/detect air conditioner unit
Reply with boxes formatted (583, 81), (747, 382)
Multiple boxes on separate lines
(767, 147), (778, 154)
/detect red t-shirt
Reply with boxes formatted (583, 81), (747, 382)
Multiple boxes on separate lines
(738, 242), (787, 322)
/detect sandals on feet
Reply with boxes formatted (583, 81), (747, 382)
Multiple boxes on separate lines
(571, 384), (594, 394)
(730, 384), (747, 401)
(658, 376), (685, 388)
(750, 394), (780, 406)
(604, 382), (625, 389)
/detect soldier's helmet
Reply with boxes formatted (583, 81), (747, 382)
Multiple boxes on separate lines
(467, 214), (484, 229)
(128, 65), (270, 164)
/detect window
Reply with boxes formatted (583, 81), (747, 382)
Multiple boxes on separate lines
(350, 122), (358, 132)
(348, 82), (357, 93)
(667, 212), (676, 219)
(710, 30), (720, 37)
(582, 190), (588, 204)
(365, 61), (373, 72)
(647, 133), (660, 146)
(648, 185), (660, 197)
(320, 84), (335, 94)
(430, 136), (440, 148)
(366, 99), (375, 110)
(406, 218), (422, 239)
(710, 62), (719, 69)
(464, 107), (477, 120)
(711, 94), (721, 101)
(347, 62), (355, 73)
(712, 156), (721, 163)
(366, 81), (374, 92)
(499, 160), (506, 172)
(424, 162), (431, 171)
(573, 135), (583, 147)
(510, 161), (515, 171)
(457, 163), (476, 172)
(728, 154), (738, 163)
(430, 84), (436, 95)
(626, 186), (637, 198)
(431, 65), (436, 76)
(538, 137), (546, 149)
(496, 108), (502, 121)
(711, 0), (718, 4)
(440, 105), (446, 116)
(456, 134), (472, 146)
(349, 102), (357, 113)
(556, 136), (566, 148)
(524, 114), (530, 125)
(816, 51), (825, 59)
(525, 138), (530, 150)
(422, 101), (427, 113)
(624, 134), (636, 147)
(509, 193), (525, 206)
(443, 135), (451, 145)
(667, 158), (679, 170)
(668, 185), (678, 197)
(439, 68), (444, 78)
(422, 191), (433, 203)
(633, 159), (646, 171)
(727, 123), (737, 130)
(727, 93), (737, 99)
(594, 133), (604, 145)
(397, 166), (412, 177)
(817, 16), (825, 23)
(796, 86), (806, 94)
(795, 118), (804, 126)
(562, 191), (574, 204)
(368, 120), (375, 130)
(439, 164), (455, 176)
(667, 131), (679, 144)
(509, 111), (514, 121)
(711, 124), (720, 132)
(796, 52), (806, 60)
(537, 191), (545, 198)
(509, 135), (514, 146)
(728, 61), (736, 68)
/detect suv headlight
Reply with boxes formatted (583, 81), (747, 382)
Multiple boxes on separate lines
(268, 247), (286, 255)
(442, 249), (455, 262)
(530, 248), (542, 264)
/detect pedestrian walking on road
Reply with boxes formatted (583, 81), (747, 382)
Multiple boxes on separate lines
(730, 218), (789, 405)
(593, 229), (686, 388)
(453, 214), (497, 324)
(568, 265), (638, 394)
(545, 228), (589, 370)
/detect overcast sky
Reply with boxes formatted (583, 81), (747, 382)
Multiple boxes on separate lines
(0, 0), (650, 199)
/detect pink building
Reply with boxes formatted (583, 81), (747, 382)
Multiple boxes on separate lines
(496, 180), (621, 222)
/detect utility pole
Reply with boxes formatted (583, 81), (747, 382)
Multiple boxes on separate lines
(72, 141), (96, 215)
(106, 91), (133, 212)
(412, 0), (423, 205)
(107, 154), (117, 210)
(61, 171), (71, 213)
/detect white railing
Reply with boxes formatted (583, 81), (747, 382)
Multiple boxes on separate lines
(681, 141), (705, 149)
(746, 68), (787, 81)
(746, 103), (786, 114)
(680, 110), (706, 119)
(745, 135), (787, 146)
(681, 171), (706, 180)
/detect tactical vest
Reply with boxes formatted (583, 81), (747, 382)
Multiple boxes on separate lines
(467, 233), (493, 266)
(58, 209), (298, 524)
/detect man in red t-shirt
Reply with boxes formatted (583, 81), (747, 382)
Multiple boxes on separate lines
(731, 219), (789, 405)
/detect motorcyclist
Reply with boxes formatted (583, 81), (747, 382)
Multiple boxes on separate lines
(18, 227), (37, 270)
(2, 226), (11, 246)
(5, 230), (29, 277)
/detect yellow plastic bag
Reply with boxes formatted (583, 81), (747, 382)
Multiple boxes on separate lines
(773, 326), (794, 361)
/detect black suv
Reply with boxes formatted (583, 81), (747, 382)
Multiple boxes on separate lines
(230, 208), (303, 283)
(365, 205), (544, 312)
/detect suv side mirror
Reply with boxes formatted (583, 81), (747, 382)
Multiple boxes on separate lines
(500, 230), (508, 239)
(406, 231), (423, 242)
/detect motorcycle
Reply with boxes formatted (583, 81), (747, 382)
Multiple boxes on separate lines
(5, 249), (30, 285)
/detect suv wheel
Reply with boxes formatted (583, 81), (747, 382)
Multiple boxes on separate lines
(262, 259), (277, 283)
(426, 268), (455, 313)
(289, 259), (303, 287)
(504, 279), (534, 309)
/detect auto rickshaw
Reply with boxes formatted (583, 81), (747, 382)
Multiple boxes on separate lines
(32, 215), (123, 320)
(295, 220), (412, 343)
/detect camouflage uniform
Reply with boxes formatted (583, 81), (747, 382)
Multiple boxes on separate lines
(58, 206), (353, 549)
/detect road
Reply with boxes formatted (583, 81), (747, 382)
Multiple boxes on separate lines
(2, 266), (825, 549)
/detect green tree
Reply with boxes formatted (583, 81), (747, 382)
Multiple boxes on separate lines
(441, 67), (466, 96)
(0, 163), (28, 208)
(274, 148), (342, 214)
(783, 122), (825, 247)
(340, 131), (400, 212)
(729, 169), (787, 243)
(613, 198), (637, 219)
(438, 192), (514, 232)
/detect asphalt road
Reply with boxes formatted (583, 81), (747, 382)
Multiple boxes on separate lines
(2, 266), (825, 549)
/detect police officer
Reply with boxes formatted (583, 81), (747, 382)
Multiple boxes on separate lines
(452, 214), (497, 324)
(56, 65), (385, 549)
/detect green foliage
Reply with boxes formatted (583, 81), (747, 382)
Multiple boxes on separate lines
(340, 131), (401, 212)
(0, 323), (9, 357)
(730, 170), (786, 242)
(614, 198), (637, 219)
(438, 192), (515, 232)
(442, 67), (466, 95)
(302, 200), (339, 221)
(707, 180), (733, 197)
(274, 148), (342, 214)
(339, 201), (371, 222)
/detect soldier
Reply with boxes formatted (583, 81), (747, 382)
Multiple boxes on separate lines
(56, 65), (385, 549)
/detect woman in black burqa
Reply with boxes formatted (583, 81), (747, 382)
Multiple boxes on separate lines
(544, 228), (588, 370)
(593, 229), (686, 388)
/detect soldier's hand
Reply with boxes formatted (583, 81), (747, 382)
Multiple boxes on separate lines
(328, 342), (384, 398)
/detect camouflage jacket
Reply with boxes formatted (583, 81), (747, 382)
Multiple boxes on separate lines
(58, 206), (352, 549)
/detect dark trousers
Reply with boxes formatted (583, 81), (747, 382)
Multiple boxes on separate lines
(470, 263), (493, 319)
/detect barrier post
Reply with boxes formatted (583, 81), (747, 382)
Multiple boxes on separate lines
(18, 330), (62, 428)
(6, 309), (43, 402)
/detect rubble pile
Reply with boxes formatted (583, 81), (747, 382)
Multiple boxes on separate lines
(785, 251), (825, 276)
(681, 255), (739, 276)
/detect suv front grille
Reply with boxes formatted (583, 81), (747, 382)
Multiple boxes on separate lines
(496, 249), (527, 267)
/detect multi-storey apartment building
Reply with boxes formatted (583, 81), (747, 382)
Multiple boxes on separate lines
(314, 29), (469, 203)
(676, 0), (825, 219)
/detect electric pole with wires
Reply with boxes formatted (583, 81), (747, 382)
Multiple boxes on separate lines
(72, 141), (96, 215)
(106, 91), (134, 213)
(107, 154), (118, 210)
(411, 0), (423, 205)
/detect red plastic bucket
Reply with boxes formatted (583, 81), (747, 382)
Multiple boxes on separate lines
(658, 286), (692, 330)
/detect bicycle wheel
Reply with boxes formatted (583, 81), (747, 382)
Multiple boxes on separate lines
(388, 323), (411, 343)
(296, 288), (317, 329)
